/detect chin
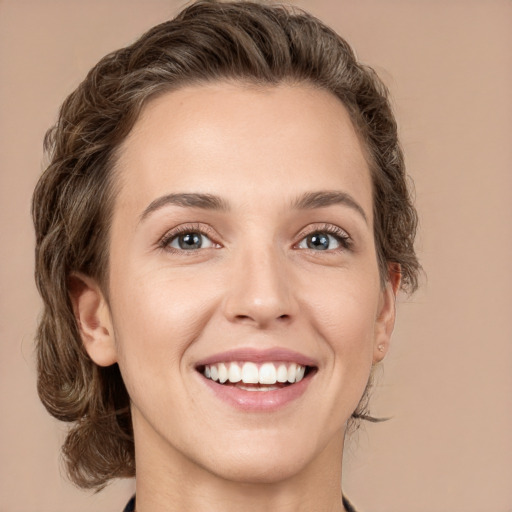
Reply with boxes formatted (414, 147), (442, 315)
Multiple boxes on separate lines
(194, 428), (333, 485)
(206, 450), (313, 485)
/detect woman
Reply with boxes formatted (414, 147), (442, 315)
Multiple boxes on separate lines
(32, 1), (419, 511)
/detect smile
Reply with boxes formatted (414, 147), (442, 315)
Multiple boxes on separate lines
(194, 348), (318, 411)
(202, 361), (307, 389)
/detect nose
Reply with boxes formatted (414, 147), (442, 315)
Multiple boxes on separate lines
(222, 243), (298, 329)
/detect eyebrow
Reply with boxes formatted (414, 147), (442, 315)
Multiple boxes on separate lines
(291, 190), (368, 224)
(139, 193), (230, 222)
(139, 190), (368, 224)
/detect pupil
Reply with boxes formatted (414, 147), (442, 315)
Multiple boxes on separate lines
(307, 233), (329, 250)
(179, 233), (202, 249)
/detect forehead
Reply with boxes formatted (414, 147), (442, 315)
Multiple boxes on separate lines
(113, 82), (373, 220)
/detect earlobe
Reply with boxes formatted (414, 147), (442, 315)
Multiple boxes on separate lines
(373, 264), (401, 364)
(68, 273), (117, 367)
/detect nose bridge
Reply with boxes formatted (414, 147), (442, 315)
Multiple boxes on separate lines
(223, 236), (296, 327)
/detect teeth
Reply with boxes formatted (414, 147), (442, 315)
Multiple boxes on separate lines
(276, 364), (288, 383)
(241, 362), (259, 384)
(203, 361), (307, 386)
(287, 363), (297, 383)
(237, 384), (281, 392)
(218, 363), (228, 383)
(259, 362), (276, 384)
(228, 362), (242, 383)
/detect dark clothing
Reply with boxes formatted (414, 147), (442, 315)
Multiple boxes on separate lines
(123, 496), (135, 512)
(343, 495), (358, 512)
(123, 494), (358, 511)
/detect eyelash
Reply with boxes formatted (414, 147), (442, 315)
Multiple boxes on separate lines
(295, 224), (353, 252)
(158, 223), (353, 254)
(158, 223), (218, 254)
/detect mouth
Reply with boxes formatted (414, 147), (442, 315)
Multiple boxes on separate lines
(197, 361), (316, 391)
(194, 349), (318, 411)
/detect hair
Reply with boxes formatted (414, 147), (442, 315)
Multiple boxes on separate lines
(32, 0), (420, 491)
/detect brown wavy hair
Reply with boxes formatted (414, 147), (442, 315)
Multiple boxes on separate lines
(32, 0), (420, 491)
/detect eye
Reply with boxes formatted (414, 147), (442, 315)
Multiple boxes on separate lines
(296, 226), (351, 251)
(158, 224), (219, 253)
(167, 231), (215, 250)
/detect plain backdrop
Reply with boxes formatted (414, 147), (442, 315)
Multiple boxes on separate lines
(1, 1), (511, 511)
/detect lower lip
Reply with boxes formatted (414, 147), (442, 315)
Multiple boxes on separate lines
(198, 371), (315, 412)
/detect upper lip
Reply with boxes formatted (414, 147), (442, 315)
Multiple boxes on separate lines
(194, 347), (318, 368)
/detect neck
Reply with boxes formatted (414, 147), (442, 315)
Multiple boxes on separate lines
(132, 418), (347, 512)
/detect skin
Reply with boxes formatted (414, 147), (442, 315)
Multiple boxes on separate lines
(72, 82), (400, 512)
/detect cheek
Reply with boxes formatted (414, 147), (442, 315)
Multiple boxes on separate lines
(108, 270), (219, 400)
(303, 272), (379, 348)
(322, 299), (377, 384)
(301, 274), (380, 401)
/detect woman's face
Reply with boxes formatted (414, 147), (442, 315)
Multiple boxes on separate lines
(84, 82), (398, 483)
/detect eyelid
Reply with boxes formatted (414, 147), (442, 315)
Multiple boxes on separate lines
(294, 223), (353, 251)
(156, 221), (352, 253)
(158, 222), (221, 251)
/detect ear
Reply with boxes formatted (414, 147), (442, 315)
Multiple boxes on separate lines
(68, 272), (117, 367)
(373, 264), (401, 364)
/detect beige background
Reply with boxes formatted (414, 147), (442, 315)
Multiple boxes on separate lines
(1, 1), (511, 511)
